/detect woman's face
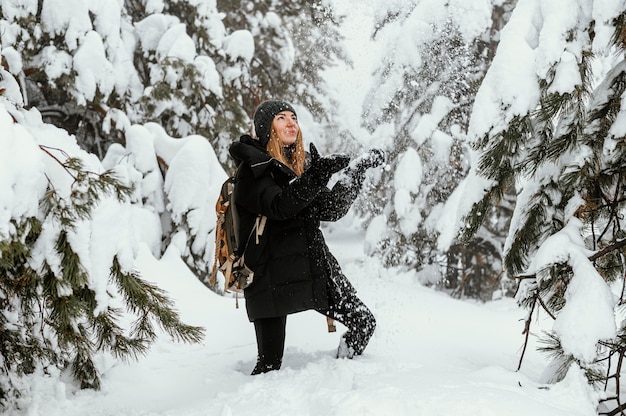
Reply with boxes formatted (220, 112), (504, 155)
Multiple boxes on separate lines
(272, 111), (299, 146)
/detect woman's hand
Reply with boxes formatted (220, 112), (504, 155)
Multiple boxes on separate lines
(306, 143), (350, 186)
(353, 148), (386, 172)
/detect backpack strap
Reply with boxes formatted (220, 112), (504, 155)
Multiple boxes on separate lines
(209, 203), (226, 288)
(327, 316), (336, 332)
(254, 215), (267, 244)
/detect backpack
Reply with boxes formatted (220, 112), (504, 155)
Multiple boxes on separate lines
(209, 167), (266, 305)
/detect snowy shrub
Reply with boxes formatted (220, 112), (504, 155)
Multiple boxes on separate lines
(0, 71), (203, 409)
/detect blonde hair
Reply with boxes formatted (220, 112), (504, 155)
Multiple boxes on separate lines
(266, 128), (306, 176)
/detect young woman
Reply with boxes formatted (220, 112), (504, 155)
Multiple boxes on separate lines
(229, 100), (383, 375)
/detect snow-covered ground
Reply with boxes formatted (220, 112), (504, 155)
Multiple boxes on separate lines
(13, 219), (598, 416)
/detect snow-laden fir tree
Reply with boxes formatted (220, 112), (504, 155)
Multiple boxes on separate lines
(0, 0), (238, 159)
(0, 0), (349, 164)
(0, 69), (203, 410)
(215, 0), (351, 163)
(361, 0), (517, 301)
(101, 121), (227, 290)
(450, 0), (626, 412)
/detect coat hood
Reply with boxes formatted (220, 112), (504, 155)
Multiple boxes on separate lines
(229, 134), (275, 178)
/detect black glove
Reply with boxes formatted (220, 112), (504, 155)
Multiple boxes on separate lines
(305, 143), (350, 186)
(281, 144), (350, 215)
(354, 148), (386, 172)
(336, 148), (386, 191)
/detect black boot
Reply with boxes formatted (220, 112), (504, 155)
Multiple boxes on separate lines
(251, 357), (281, 375)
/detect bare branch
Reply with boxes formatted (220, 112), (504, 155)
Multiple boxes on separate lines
(517, 292), (538, 371)
(514, 238), (626, 281)
(590, 238), (626, 262)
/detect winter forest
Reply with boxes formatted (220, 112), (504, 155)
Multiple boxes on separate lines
(1, 0), (626, 415)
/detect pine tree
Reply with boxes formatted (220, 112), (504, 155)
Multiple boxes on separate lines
(361, 0), (517, 301)
(0, 0), (248, 159)
(458, 2), (626, 412)
(0, 89), (203, 408)
(217, 0), (345, 108)
(215, 0), (349, 160)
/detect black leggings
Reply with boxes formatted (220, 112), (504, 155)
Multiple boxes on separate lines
(251, 277), (376, 375)
(251, 316), (287, 375)
(322, 275), (377, 357)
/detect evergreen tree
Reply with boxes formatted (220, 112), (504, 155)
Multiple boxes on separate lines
(0, 75), (203, 409)
(457, 1), (626, 412)
(1, 0), (349, 164)
(215, 0), (350, 163)
(361, 0), (517, 301)
(0, 0), (247, 159)
(102, 123), (227, 290)
(217, 0), (345, 110)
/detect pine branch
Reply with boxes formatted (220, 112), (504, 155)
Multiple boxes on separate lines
(505, 186), (559, 276)
(92, 309), (150, 362)
(515, 238), (626, 281)
(478, 116), (528, 181)
(458, 191), (495, 243)
(590, 239), (626, 262)
(39, 145), (76, 180)
(39, 150), (133, 228)
(110, 257), (204, 346)
(517, 290), (538, 371)
(72, 347), (100, 390)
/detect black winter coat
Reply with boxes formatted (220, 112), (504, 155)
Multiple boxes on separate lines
(229, 135), (362, 321)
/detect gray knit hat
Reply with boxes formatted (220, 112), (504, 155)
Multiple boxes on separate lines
(253, 100), (297, 147)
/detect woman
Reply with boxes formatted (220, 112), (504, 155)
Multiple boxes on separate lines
(229, 100), (383, 375)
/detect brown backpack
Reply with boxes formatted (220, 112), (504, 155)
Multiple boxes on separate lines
(209, 168), (266, 304)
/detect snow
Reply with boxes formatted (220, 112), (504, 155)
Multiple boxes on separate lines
(394, 148), (422, 195)
(393, 148), (424, 236)
(435, 158), (495, 251)
(222, 30), (255, 63)
(194, 56), (222, 96)
(526, 218), (616, 364)
(468, 0), (623, 142)
(0, 82), (603, 416)
(364, 214), (388, 255)
(448, 0), (492, 42)
(411, 96), (454, 146)
(320, 1), (384, 147)
(468, 0), (542, 141)
(157, 23), (196, 62)
(1, 46), (22, 73)
(596, 59), (626, 139)
(9, 231), (599, 416)
(591, 0), (624, 52)
(90, 0), (122, 42)
(40, 46), (73, 80)
(0, 103), (46, 234)
(73, 31), (115, 103)
(548, 51), (582, 94)
(0, 103), (596, 416)
(40, 0), (91, 50)
(447, 0), (625, 247)
(135, 14), (180, 52)
(0, 0), (37, 20)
